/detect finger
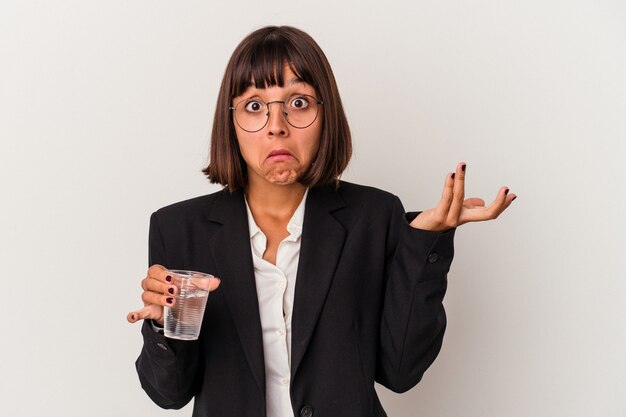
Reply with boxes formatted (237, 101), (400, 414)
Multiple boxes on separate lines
(194, 276), (222, 292)
(148, 264), (173, 284)
(462, 186), (510, 223)
(493, 189), (517, 218)
(127, 305), (163, 324)
(141, 290), (176, 308)
(447, 162), (466, 224)
(127, 306), (149, 323)
(209, 277), (221, 291)
(142, 264), (177, 295)
(143, 275), (179, 296)
(435, 172), (456, 219)
(485, 186), (511, 218)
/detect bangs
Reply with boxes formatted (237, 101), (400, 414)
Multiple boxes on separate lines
(230, 31), (318, 98)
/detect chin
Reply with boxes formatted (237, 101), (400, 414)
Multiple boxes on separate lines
(265, 168), (299, 185)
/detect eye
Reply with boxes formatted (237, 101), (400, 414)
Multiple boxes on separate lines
(289, 95), (310, 110)
(244, 100), (264, 113)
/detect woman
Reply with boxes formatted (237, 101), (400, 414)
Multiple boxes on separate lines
(127, 25), (516, 417)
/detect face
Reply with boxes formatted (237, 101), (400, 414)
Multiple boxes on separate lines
(231, 65), (323, 187)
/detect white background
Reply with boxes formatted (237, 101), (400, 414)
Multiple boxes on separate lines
(1, 1), (625, 416)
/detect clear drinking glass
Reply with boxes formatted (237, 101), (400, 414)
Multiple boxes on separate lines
(164, 270), (214, 340)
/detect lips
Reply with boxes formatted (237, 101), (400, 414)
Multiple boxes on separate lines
(266, 149), (295, 161)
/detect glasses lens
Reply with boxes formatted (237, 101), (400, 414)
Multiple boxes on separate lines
(234, 99), (267, 132)
(284, 95), (319, 129)
(233, 95), (320, 132)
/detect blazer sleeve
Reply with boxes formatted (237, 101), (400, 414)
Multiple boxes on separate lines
(134, 211), (202, 409)
(375, 195), (456, 393)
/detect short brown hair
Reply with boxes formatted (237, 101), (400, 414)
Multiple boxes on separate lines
(202, 26), (352, 191)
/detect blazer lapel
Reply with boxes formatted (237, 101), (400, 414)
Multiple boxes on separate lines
(205, 189), (265, 397)
(291, 184), (347, 379)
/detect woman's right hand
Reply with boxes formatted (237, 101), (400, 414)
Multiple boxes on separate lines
(127, 264), (222, 326)
(126, 264), (176, 326)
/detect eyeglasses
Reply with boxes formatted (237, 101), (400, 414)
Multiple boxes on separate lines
(229, 94), (323, 133)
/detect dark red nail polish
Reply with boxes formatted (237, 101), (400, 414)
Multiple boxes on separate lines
(168, 287), (174, 294)
(131, 314), (136, 321)
(166, 275), (172, 282)
(451, 173), (455, 179)
(461, 164), (466, 172)
(166, 297), (174, 304)
(505, 188), (509, 195)
(512, 196), (517, 201)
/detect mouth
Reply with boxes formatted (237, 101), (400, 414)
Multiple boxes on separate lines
(266, 149), (295, 162)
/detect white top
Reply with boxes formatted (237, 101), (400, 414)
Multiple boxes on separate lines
(244, 188), (309, 417)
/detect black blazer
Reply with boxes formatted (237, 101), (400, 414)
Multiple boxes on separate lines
(136, 180), (456, 417)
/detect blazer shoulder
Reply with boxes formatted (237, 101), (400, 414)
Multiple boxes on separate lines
(152, 188), (227, 220)
(336, 180), (399, 207)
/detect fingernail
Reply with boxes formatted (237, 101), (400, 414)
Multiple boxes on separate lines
(505, 188), (509, 195)
(512, 196), (517, 201)
(131, 314), (136, 321)
(451, 173), (455, 179)
(168, 287), (174, 295)
(166, 275), (172, 282)
(166, 297), (174, 304)
(461, 164), (466, 172)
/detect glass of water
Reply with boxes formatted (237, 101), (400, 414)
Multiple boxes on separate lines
(164, 270), (214, 340)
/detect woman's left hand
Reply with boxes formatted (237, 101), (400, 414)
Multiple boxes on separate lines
(410, 162), (517, 232)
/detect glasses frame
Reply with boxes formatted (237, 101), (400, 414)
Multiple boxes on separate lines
(229, 94), (324, 133)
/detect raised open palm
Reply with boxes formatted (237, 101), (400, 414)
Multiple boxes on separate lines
(410, 162), (517, 232)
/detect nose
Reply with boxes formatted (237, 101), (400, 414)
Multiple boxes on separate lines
(266, 101), (288, 136)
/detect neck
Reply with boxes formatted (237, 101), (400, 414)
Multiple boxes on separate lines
(245, 177), (307, 219)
